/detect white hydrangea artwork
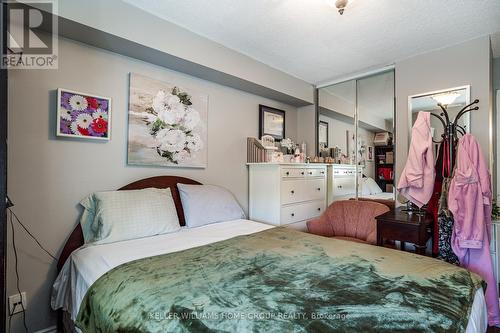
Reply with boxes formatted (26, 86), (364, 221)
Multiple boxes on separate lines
(128, 73), (208, 167)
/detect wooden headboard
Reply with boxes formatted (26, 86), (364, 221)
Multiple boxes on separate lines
(56, 176), (201, 272)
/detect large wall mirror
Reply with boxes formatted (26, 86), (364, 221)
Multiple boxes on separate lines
(409, 86), (471, 143)
(317, 70), (395, 205)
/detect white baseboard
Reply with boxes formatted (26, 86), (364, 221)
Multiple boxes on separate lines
(33, 326), (57, 333)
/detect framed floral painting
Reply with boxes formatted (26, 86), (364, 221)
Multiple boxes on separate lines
(127, 73), (208, 168)
(57, 88), (111, 140)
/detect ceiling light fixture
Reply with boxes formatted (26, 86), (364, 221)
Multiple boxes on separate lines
(431, 92), (461, 107)
(335, 0), (349, 15)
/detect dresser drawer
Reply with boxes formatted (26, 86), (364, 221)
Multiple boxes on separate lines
(304, 179), (326, 201)
(306, 168), (326, 178)
(280, 200), (325, 225)
(281, 168), (306, 178)
(281, 179), (305, 204)
(332, 178), (356, 197)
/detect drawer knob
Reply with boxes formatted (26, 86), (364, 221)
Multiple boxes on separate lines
(286, 171), (290, 176)
(317, 208), (321, 211)
(309, 172), (313, 175)
(338, 185), (343, 189)
(321, 171), (325, 174)
(291, 213), (295, 217)
(301, 172), (305, 175)
(291, 190), (295, 194)
(317, 188), (321, 191)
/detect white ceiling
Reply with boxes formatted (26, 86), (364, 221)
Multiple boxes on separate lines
(124, 0), (500, 84)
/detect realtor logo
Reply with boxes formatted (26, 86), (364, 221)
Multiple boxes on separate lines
(2, 0), (58, 69)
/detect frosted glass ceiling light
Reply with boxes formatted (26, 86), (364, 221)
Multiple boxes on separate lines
(431, 92), (460, 107)
(335, 0), (349, 15)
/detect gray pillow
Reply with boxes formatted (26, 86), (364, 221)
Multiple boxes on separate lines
(80, 188), (180, 244)
(177, 184), (245, 228)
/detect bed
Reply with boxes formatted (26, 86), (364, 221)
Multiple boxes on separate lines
(52, 176), (488, 333)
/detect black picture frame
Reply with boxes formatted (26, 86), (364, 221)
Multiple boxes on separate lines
(259, 105), (285, 141)
(318, 121), (329, 148)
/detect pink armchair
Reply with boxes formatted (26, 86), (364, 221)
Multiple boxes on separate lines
(307, 200), (390, 245)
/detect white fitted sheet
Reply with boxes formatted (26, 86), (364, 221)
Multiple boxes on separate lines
(51, 219), (273, 320)
(51, 219), (487, 332)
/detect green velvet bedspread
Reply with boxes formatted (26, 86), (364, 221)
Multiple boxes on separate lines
(76, 227), (483, 333)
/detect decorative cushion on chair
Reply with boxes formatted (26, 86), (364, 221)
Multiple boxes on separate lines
(307, 200), (390, 245)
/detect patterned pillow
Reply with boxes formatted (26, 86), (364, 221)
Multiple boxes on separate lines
(80, 188), (180, 244)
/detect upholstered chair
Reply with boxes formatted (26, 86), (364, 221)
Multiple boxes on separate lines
(307, 200), (390, 245)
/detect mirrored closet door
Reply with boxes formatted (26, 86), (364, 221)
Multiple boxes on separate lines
(317, 70), (395, 206)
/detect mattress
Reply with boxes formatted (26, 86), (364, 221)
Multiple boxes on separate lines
(52, 219), (487, 333)
(359, 191), (395, 200)
(51, 219), (273, 321)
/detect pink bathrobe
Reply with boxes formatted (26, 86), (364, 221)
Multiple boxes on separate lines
(449, 134), (500, 325)
(397, 112), (435, 207)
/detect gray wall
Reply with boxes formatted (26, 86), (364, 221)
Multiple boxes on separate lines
(296, 105), (316, 157)
(395, 36), (492, 191)
(7, 38), (299, 332)
(31, 0), (314, 105)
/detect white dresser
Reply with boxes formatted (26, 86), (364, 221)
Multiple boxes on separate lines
(327, 164), (362, 205)
(248, 163), (328, 229)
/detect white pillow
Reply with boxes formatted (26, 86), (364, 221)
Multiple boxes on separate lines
(359, 178), (371, 196)
(177, 184), (246, 228)
(365, 177), (383, 195)
(80, 188), (180, 244)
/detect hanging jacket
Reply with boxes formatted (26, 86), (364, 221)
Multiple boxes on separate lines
(397, 112), (435, 207)
(448, 134), (500, 325)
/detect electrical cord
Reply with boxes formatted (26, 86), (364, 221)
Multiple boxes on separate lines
(6, 207), (57, 332)
(9, 211), (29, 333)
(8, 303), (20, 333)
(7, 208), (57, 261)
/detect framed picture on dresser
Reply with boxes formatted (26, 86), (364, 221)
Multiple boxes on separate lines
(318, 121), (329, 148)
(259, 105), (285, 141)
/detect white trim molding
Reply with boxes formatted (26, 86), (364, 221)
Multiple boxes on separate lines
(316, 64), (395, 88)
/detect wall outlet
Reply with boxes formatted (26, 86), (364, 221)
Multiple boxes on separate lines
(8, 292), (26, 315)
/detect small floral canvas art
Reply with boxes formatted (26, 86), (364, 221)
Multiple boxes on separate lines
(57, 88), (111, 140)
(127, 73), (208, 168)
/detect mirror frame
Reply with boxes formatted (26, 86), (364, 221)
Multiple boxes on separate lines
(407, 85), (471, 146)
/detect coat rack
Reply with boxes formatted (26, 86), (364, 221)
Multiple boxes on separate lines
(430, 99), (479, 173)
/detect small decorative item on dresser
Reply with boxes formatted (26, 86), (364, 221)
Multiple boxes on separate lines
(260, 135), (275, 149)
(280, 138), (295, 155)
(259, 105), (285, 140)
(57, 88), (111, 140)
(271, 151), (284, 163)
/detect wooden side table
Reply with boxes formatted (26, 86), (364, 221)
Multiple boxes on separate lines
(375, 208), (433, 255)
